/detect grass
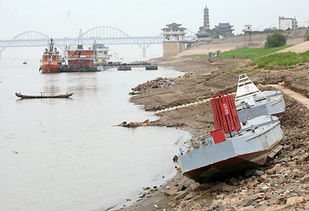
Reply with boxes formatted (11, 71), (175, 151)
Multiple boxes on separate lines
(252, 51), (309, 69)
(218, 45), (292, 59)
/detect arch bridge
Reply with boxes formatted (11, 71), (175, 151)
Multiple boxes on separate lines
(0, 26), (196, 58)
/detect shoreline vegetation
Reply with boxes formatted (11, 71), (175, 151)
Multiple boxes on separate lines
(117, 45), (309, 210)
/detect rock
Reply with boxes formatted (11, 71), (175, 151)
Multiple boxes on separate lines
(172, 155), (178, 162)
(238, 206), (255, 211)
(188, 182), (200, 191)
(245, 169), (255, 177)
(208, 182), (233, 193)
(174, 191), (188, 200)
(229, 177), (239, 186)
(138, 193), (146, 199)
(255, 170), (265, 176)
(266, 164), (283, 174)
(118, 119), (150, 128)
(298, 152), (309, 161)
(243, 199), (255, 207)
(286, 196), (304, 205)
(163, 185), (179, 196)
(264, 205), (289, 211)
(184, 192), (195, 200)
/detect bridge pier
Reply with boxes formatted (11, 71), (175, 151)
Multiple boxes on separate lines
(140, 44), (151, 58)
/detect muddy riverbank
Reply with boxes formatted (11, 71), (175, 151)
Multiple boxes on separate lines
(118, 56), (309, 211)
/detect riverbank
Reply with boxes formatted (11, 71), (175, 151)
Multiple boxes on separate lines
(118, 55), (309, 210)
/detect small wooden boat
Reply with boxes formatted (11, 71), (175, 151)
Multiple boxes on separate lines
(15, 92), (73, 99)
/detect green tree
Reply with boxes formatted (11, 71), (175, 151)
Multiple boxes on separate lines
(305, 34), (309, 41)
(265, 32), (287, 48)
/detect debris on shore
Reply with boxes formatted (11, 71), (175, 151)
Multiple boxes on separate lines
(118, 119), (150, 128)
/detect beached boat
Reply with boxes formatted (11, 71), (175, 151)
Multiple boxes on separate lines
(235, 74), (285, 123)
(118, 66), (131, 71)
(39, 39), (62, 73)
(15, 92), (73, 99)
(178, 75), (286, 183)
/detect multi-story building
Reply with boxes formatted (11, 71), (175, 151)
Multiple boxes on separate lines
(279, 17), (298, 30)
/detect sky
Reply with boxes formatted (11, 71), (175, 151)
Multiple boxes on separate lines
(0, 0), (309, 62)
(0, 0), (309, 39)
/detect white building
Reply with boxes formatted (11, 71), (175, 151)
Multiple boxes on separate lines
(279, 16), (298, 30)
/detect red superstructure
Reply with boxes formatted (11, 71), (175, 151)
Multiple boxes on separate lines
(67, 45), (95, 68)
(40, 39), (61, 73)
(210, 94), (241, 143)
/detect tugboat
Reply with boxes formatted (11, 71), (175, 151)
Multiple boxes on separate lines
(39, 39), (62, 73)
(178, 74), (286, 183)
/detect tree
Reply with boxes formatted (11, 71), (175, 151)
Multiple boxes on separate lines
(265, 32), (287, 48)
(305, 34), (309, 41)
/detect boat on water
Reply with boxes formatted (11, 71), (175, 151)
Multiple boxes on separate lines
(145, 65), (158, 70)
(15, 92), (73, 99)
(118, 66), (132, 71)
(178, 74), (286, 183)
(23, 61), (27, 65)
(39, 39), (62, 73)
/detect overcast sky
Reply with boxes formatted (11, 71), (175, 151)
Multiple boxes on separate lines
(0, 0), (309, 39)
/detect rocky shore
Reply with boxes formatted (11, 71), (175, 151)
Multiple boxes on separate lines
(117, 56), (309, 211)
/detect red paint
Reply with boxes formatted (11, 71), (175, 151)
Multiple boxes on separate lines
(210, 95), (241, 134)
(67, 50), (94, 68)
(210, 128), (227, 144)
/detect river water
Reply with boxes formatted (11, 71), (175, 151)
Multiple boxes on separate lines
(0, 64), (191, 211)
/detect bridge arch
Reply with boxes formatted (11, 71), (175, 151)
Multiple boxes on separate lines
(69, 26), (141, 47)
(0, 31), (63, 55)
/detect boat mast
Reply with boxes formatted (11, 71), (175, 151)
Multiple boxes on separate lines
(49, 39), (54, 53)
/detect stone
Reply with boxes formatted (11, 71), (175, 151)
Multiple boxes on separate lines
(300, 175), (309, 183)
(229, 177), (239, 186)
(255, 170), (265, 176)
(298, 152), (309, 162)
(184, 192), (195, 200)
(264, 205), (289, 211)
(286, 196), (304, 205)
(174, 191), (188, 200)
(163, 185), (179, 196)
(266, 164), (283, 174)
(238, 206), (255, 211)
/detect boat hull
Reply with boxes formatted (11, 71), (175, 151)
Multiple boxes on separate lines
(15, 93), (73, 99)
(40, 64), (61, 73)
(179, 120), (284, 183)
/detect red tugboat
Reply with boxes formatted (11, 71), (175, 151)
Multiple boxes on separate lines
(39, 39), (62, 73)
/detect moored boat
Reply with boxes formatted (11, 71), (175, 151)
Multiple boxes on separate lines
(39, 39), (62, 73)
(118, 66), (132, 71)
(178, 75), (286, 183)
(145, 65), (158, 70)
(15, 92), (73, 99)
